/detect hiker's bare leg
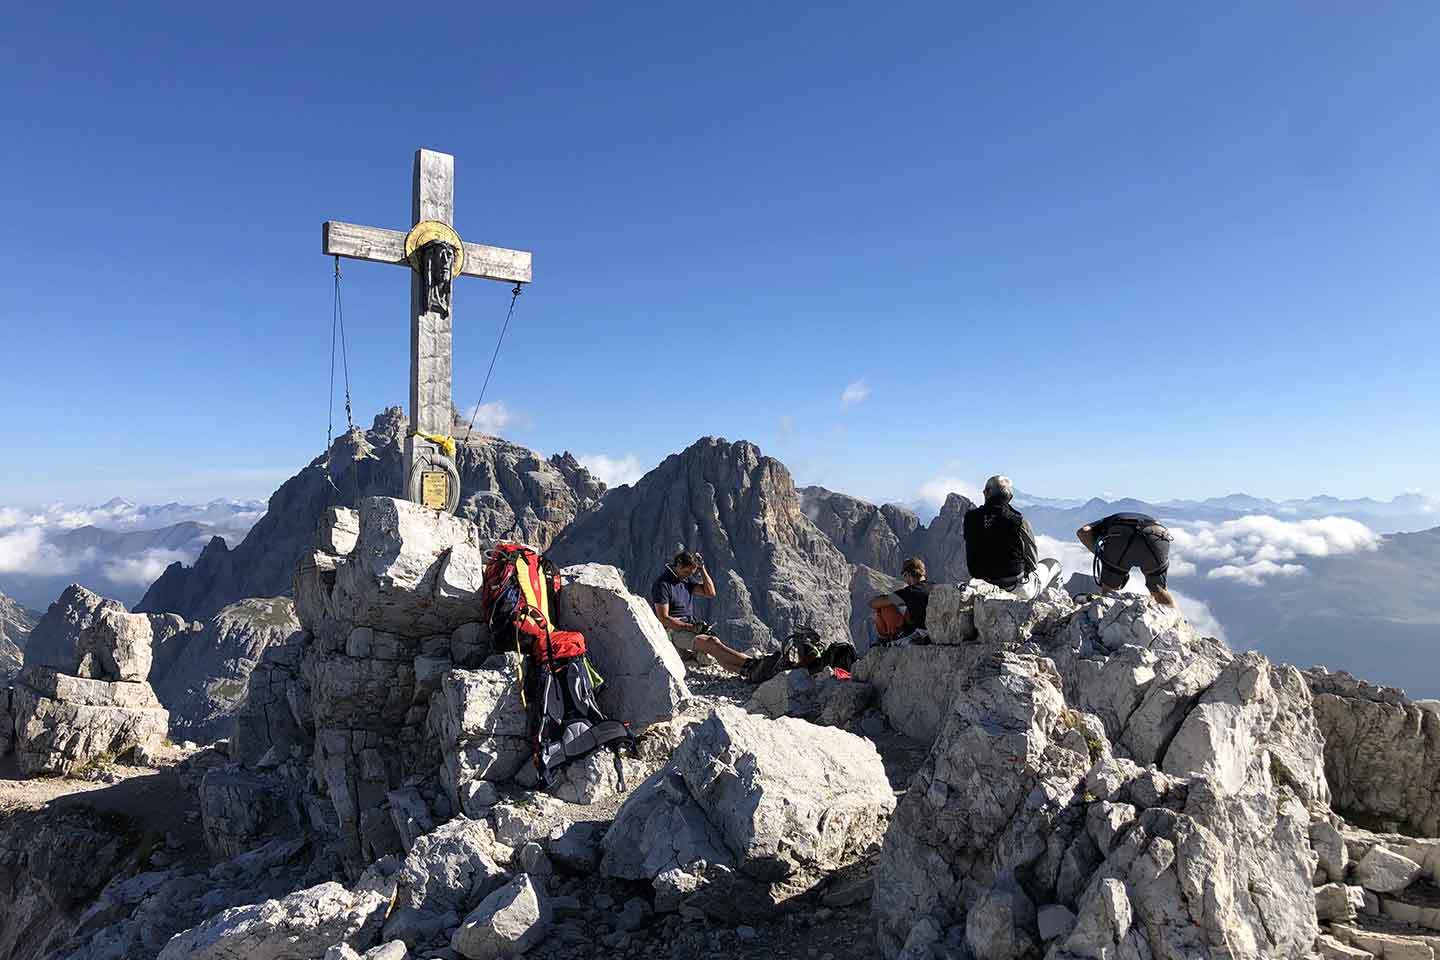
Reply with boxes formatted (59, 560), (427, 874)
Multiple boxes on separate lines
(694, 634), (750, 674)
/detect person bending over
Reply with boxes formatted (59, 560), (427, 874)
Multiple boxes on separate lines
(963, 475), (1062, 599)
(869, 556), (932, 644)
(1076, 513), (1175, 606)
(650, 551), (760, 678)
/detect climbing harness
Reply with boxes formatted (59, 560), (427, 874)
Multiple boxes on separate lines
(1092, 516), (1171, 586)
(323, 256), (356, 498)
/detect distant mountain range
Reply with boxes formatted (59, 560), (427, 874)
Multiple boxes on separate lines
(0, 498), (264, 610)
(1010, 491), (1439, 537)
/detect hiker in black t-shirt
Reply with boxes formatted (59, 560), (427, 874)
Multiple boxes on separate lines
(1077, 513), (1176, 606)
(869, 556), (933, 644)
(650, 550), (762, 679)
(963, 475), (1062, 598)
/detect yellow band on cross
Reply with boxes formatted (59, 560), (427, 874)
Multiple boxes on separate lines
(413, 432), (457, 459)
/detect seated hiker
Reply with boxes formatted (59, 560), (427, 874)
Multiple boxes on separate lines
(963, 475), (1062, 599)
(1076, 512), (1176, 606)
(650, 551), (761, 679)
(868, 556), (932, 644)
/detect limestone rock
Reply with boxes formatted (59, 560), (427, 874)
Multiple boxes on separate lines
(555, 563), (690, 728)
(491, 795), (569, 848)
(1036, 903), (1076, 941)
(0, 687), (12, 757)
(1306, 669), (1440, 838)
(972, 584), (1075, 647)
(199, 766), (302, 858)
(1316, 933), (1375, 960)
(156, 881), (388, 960)
(429, 657), (531, 803)
(547, 821), (604, 874)
(549, 437), (852, 653)
(800, 486), (918, 575)
(653, 867), (704, 913)
(450, 873), (550, 960)
(744, 667), (875, 727)
(138, 408), (603, 622)
(25, 584), (187, 682)
(872, 645), (1323, 960)
(1354, 845), (1423, 893)
(1312, 819), (1350, 882)
(0, 589), (39, 682)
(602, 705), (894, 912)
(320, 506), (360, 556)
(966, 885), (1037, 960)
(328, 498), (491, 636)
(384, 818), (509, 941)
(853, 642), (989, 743)
(1315, 882), (1364, 922)
(547, 750), (631, 805)
(925, 580), (993, 645)
(362, 943), (410, 960)
(12, 666), (169, 776)
(386, 786), (435, 853)
(599, 767), (734, 881)
(151, 597), (303, 742)
(230, 637), (311, 767)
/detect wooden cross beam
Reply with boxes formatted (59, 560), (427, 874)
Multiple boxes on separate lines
(321, 148), (532, 513)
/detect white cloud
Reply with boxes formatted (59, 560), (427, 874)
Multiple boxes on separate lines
(0, 498), (261, 594)
(1040, 514), (1380, 590)
(577, 453), (646, 488)
(0, 527), (68, 575)
(1172, 590), (1227, 642)
(840, 379), (871, 408)
(100, 549), (190, 587)
(1168, 515), (1379, 585)
(1206, 560), (1307, 586)
(457, 401), (517, 436)
(917, 477), (981, 509)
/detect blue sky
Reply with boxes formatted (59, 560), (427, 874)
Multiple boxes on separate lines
(3, 2), (1438, 509)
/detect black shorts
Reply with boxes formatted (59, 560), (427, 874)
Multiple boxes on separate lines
(1097, 526), (1170, 591)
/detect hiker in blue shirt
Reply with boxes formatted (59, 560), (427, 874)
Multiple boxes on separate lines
(650, 551), (762, 679)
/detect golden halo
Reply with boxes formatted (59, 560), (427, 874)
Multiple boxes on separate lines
(404, 220), (465, 275)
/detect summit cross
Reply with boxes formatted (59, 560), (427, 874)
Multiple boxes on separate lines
(322, 147), (532, 513)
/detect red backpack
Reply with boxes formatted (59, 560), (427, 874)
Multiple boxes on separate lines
(479, 542), (635, 785)
(480, 542), (586, 663)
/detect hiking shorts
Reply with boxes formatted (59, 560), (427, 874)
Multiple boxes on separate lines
(1097, 528), (1170, 591)
(667, 628), (700, 652)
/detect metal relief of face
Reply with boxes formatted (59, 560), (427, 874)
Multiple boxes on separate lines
(433, 242), (456, 282)
(423, 241), (456, 316)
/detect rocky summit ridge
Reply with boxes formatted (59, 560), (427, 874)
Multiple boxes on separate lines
(137, 408), (605, 623)
(0, 589), (38, 681)
(549, 437), (853, 652)
(0, 494), (1438, 959)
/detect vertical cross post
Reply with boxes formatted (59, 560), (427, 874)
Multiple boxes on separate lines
(322, 147), (532, 514)
(406, 149), (456, 487)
